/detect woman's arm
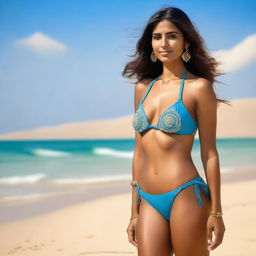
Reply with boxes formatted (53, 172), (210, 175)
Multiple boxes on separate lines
(127, 83), (145, 248)
(194, 78), (221, 212)
(194, 78), (225, 251)
(130, 82), (145, 217)
(131, 132), (143, 217)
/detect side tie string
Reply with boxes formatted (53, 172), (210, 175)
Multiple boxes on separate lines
(194, 180), (210, 207)
(136, 184), (141, 205)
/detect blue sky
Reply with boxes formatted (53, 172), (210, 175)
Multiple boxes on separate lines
(0, 0), (255, 133)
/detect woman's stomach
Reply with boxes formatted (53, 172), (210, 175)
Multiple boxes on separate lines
(139, 154), (200, 194)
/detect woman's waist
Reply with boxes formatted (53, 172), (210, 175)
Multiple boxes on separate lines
(139, 163), (200, 193)
(142, 156), (196, 173)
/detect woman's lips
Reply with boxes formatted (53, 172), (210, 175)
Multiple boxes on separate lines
(159, 51), (172, 55)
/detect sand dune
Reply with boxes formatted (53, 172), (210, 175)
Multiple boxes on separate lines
(0, 98), (255, 140)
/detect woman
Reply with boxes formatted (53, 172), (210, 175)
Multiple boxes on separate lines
(122, 6), (226, 256)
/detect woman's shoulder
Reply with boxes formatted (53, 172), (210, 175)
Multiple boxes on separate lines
(134, 77), (155, 93)
(186, 72), (215, 100)
(135, 77), (154, 87)
(186, 72), (211, 86)
(133, 78), (155, 107)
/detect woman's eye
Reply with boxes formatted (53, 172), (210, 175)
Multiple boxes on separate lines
(153, 35), (176, 39)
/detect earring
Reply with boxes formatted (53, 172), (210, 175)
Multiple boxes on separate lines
(181, 48), (191, 62)
(150, 51), (157, 62)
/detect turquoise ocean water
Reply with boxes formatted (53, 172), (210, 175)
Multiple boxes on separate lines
(0, 138), (255, 203)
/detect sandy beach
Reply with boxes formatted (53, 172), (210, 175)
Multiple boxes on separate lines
(0, 167), (255, 256)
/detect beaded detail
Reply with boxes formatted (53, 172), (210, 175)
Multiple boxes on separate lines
(157, 108), (182, 133)
(132, 107), (148, 133)
(132, 70), (198, 135)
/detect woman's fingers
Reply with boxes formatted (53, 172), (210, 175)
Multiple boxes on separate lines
(207, 226), (213, 245)
(126, 226), (138, 247)
(207, 216), (226, 251)
(208, 228), (225, 251)
(208, 231), (220, 250)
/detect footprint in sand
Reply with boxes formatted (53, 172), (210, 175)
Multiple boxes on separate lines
(7, 246), (24, 255)
(31, 245), (41, 250)
(26, 244), (41, 251)
(14, 246), (22, 250)
(85, 234), (94, 239)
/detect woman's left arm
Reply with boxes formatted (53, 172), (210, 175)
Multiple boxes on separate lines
(194, 78), (226, 251)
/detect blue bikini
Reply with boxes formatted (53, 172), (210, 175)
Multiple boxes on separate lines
(132, 70), (198, 135)
(136, 176), (210, 222)
(132, 70), (210, 222)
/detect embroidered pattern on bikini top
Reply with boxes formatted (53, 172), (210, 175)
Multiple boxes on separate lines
(132, 106), (182, 133)
(132, 69), (198, 135)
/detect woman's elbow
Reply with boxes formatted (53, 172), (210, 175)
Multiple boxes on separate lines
(200, 147), (219, 162)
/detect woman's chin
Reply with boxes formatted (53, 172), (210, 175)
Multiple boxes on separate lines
(160, 58), (173, 63)
(159, 56), (180, 64)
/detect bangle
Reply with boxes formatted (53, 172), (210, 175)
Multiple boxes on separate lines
(130, 180), (139, 188)
(130, 215), (139, 220)
(209, 211), (223, 217)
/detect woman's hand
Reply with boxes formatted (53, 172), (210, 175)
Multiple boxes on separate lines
(126, 217), (139, 247)
(207, 215), (226, 251)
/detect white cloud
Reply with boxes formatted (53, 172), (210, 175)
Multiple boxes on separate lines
(212, 33), (256, 73)
(15, 32), (68, 55)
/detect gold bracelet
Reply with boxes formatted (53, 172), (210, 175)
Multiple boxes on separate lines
(130, 215), (139, 220)
(130, 180), (139, 188)
(209, 211), (223, 217)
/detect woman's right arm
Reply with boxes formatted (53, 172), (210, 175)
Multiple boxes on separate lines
(126, 82), (146, 248)
(130, 82), (144, 218)
(130, 132), (144, 217)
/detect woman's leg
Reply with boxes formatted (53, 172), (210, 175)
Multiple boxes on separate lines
(137, 197), (173, 256)
(170, 184), (211, 256)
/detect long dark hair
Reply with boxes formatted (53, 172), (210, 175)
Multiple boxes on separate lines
(122, 6), (229, 104)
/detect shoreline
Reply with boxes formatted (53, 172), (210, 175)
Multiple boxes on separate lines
(0, 166), (255, 224)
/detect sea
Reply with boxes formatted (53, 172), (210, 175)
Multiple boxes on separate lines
(0, 138), (255, 204)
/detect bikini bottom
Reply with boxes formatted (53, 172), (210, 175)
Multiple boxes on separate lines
(136, 176), (210, 222)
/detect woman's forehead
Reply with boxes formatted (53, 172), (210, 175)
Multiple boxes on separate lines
(153, 20), (179, 33)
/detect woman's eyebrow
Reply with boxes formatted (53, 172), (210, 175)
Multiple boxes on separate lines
(152, 31), (179, 35)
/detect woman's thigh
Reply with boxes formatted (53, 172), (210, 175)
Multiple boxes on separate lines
(170, 185), (211, 256)
(137, 197), (173, 256)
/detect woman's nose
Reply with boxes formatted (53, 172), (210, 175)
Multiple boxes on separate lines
(160, 37), (168, 47)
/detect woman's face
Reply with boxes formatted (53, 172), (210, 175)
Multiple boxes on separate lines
(151, 20), (188, 63)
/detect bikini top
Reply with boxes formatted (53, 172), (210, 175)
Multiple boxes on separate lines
(132, 70), (198, 135)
